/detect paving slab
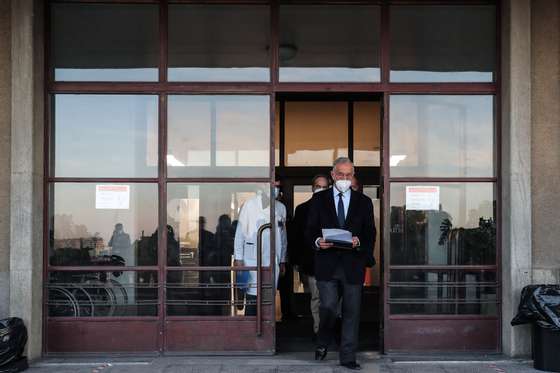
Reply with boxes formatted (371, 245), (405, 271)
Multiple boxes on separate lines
(25, 353), (544, 373)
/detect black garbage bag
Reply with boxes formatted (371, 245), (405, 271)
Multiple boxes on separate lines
(0, 318), (28, 372)
(511, 284), (560, 330)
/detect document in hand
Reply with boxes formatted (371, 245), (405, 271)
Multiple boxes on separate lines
(322, 228), (354, 250)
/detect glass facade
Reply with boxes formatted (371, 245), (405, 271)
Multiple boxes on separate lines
(46, 0), (498, 353)
(279, 5), (381, 82)
(51, 3), (159, 81)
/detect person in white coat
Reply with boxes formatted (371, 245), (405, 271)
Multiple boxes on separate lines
(233, 179), (287, 316)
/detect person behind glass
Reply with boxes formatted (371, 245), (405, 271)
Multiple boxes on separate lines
(233, 178), (288, 316)
(305, 157), (376, 370)
(351, 176), (363, 193)
(290, 174), (330, 340)
(108, 223), (131, 265)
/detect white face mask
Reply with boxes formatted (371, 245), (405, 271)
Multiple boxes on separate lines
(335, 179), (352, 193)
(313, 187), (326, 194)
(274, 187), (280, 198)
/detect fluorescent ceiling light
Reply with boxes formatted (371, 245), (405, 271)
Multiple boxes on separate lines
(167, 154), (185, 167)
(390, 155), (407, 167)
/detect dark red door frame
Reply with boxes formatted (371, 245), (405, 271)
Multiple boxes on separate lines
(43, 0), (500, 354)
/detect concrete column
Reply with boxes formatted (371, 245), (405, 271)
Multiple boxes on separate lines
(501, 0), (533, 357)
(0, 0), (11, 319)
(531, 1), (560, 284)
(9, 0), (44, 360)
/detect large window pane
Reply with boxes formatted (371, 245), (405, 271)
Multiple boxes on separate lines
(47, 271), (158, 317)
(166, 183), (269, 267)
(279, 5), (380, 82)
(49, 183), (158, 266)
(166, 270), (274, 316)
(389, 270), (498, 315)
(390, 95), (494, 178)
(53, 95), (158, 178)
(390, 5), (496, 82)
(285, 101), (348, 166)
(353, 101), (381, 167)
(168, 5), (270, 82)
(51, 4), (158, 81)
(167, 95), (270, 177)
(390, 183), (496, 266)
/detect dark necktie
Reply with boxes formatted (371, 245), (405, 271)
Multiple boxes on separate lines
(337, 192), (345, 228)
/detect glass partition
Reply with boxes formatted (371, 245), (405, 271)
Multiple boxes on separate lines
(390, 95), (494, 178)
(168, 5), (270, 82)
(279, 5), (380, 82)
(51, 3), (158, 81)
(166, 183), (269, 267)
(167, 95), (270, 177)
(390, 5), (496, 82)
(389, 183), (496, 266)
(49, 183), (158, 267)
(53, 94), (159, 178)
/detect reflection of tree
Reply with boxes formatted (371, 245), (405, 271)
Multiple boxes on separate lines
(439, 216), (496, 265)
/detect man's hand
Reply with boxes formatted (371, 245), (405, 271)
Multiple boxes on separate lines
(318, 238), (334, 250)
(352, 237), (360, 248)
(280, 262), (286, 276)
(234, 259), (243, 267)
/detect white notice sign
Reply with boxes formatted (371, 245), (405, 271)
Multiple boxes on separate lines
(95, 185), (130, 210)
(406, 186), (440, 211)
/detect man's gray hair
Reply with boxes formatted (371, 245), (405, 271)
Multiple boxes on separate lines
(332, 157), (354, 171)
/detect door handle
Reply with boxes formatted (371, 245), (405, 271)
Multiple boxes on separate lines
(256, 223), (271, 337)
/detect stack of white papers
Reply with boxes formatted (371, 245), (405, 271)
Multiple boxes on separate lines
(322, 229), (353, 244)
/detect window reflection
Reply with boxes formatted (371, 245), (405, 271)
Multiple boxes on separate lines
(49, 183), (158, 266)
(279, 5), (380, 82)
(168, 5), (270, 82)
(53, 94), (158, 178)
(51, 4), (158, 81)
(166, 183), (268, 267)
(166, 270), (274, 316)
(390, 183), (496, 266)
(167, 95), (270, 177)
(390, 95), (494, 177)
(389, 270), (498, 315)
(285, 101), (348, 166)
(390, 5), (496, 82)
(47, 271), (158, 317)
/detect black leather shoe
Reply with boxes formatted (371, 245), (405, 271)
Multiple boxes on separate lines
(340, 361), (362, 370)
(314, 347), (327, 361)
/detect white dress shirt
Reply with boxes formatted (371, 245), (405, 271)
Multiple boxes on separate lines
(333, 186), (351, 218)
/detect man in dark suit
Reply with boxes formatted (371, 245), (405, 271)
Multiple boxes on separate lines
(305, 157), (376, 370)
(290, 174), (330, 340)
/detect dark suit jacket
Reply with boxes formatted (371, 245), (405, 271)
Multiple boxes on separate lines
(289, 199), (315, 276)
(305, 188), (376, 285)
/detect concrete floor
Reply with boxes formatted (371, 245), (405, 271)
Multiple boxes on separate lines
(22, 353), (544, 373)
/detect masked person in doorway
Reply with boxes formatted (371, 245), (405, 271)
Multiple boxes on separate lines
(290, 174), (330, 341)
(305, 157), (376, 370)
(234, 177), (287, 316)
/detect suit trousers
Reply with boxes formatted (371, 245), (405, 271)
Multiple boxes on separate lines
(316, 262), (362, 364)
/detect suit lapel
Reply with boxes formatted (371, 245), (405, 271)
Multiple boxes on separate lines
(326, 188), (339, 227)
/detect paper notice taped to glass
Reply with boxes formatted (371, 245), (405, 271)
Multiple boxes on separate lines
(322, 228), (353, 249)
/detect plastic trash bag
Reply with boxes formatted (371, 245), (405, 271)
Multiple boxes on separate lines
(0, 318), (28, 372)
(511, 285), (560, 330)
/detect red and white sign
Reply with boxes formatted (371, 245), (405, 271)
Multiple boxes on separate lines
(406, 186), (440, 211)
(95, 185), (130, 210)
